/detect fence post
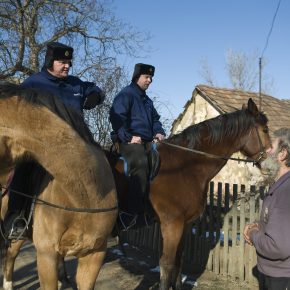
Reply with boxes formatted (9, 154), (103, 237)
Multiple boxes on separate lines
(239, 185), (246, 281)
(213, 182), (222, 274)
(249, 185), (259, 285)
(206, 182), (215, 271)
(228, 184), (238, 279)
(222, 183), (230, 276)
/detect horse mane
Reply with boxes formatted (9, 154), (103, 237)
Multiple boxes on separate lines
(0, 83), (100, 148)
(169, 108), (268, 148)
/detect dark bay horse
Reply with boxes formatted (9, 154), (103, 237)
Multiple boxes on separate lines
(108, 98), (271, 290)
(0, 84), (118, 290)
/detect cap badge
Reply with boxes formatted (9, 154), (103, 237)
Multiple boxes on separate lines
(65, 50), (70, 57)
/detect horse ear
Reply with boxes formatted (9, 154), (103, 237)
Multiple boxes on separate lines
(242, 103), (247, 110)
(247, 98), (259, 116)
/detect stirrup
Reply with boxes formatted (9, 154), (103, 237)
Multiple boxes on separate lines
(119, 211), (137, 231)
(7, 217), (28, 240)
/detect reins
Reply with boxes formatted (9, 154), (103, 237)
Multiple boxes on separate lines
(160, 126), (266, 166)
(0, 185), (118, 213)
(161, 141), (257, 164)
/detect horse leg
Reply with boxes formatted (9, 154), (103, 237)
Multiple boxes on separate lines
(36, 248), (59, 290)
(172, 231), (187, 290)
(3, 240), (25, 290)
(58, 256), (71, 288)
(76, 250), (106, 290)
(158, 219), (185, 290)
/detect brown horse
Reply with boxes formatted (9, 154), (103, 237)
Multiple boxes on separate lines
(108, 98), (271, 290)
(0, 84), (118, 290)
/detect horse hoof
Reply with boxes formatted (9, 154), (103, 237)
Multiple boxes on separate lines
(3, 278), (13, 290)
(58, 278), (75, 289)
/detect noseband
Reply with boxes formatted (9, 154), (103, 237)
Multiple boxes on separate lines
(241, 125), (267, 166)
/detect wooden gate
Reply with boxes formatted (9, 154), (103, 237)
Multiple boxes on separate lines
(120, 182), (266, 286)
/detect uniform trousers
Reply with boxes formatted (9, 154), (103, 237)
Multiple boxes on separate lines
(119, 143), (149, 215)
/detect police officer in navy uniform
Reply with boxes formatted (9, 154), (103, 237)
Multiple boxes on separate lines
(110, 63), (165, 230)
(22, 41), (105, 113)
(4, 42), (105, 238)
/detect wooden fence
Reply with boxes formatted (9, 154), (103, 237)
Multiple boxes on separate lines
(120, 182), (266, 286)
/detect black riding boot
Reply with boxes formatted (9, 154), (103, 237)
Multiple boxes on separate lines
(118, 143), (151, 230)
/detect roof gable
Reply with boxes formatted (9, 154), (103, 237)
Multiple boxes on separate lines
(172, 85), (290, 135)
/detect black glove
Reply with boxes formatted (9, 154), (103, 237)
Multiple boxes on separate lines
(83, 90), (105, 110)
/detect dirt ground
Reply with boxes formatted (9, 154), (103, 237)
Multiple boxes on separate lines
(3, 239), (256, 290)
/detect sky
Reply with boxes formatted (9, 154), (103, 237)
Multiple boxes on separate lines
(112, 0), (289, 125)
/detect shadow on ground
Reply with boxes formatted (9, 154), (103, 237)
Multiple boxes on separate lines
(5, 239), (253, 290)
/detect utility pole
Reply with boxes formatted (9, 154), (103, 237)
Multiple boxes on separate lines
(259, 57), (262, 111)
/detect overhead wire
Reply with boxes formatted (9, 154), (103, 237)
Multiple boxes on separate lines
(259, 0), (282, 110)
(260, 0), (282, 58)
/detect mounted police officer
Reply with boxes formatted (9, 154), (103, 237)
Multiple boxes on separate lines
(4, 42), (105, 239)
(22, 41), (105, 112)
(109, 63), (166, 230)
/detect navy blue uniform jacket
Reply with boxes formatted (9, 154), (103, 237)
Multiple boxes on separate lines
(22, 68), (103, 114)
(110, 82), (165, 143)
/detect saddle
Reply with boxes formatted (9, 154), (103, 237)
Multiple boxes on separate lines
(146, 142), (161, 181)
(112, 142), (161, 181)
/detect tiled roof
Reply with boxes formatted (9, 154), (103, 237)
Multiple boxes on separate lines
(172, 84), (290, 135)
(281, 99), (290, 106)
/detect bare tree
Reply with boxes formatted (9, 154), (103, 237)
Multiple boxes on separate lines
(199, 49), (274, 95)
(0, 0), (149, 78)
(0, 0), (150, 145)
(199, 57), (216, 87)
(84, 65), (128, 147)
(225, 49), (260, 91)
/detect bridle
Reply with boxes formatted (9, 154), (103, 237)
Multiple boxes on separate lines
(240, 125), (267, 166)
(160, 124), (267, 167)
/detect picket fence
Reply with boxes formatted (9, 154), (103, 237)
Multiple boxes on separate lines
(120, 182), (266, 286)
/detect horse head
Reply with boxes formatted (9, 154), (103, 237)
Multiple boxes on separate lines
(240, 98), (271, 167)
